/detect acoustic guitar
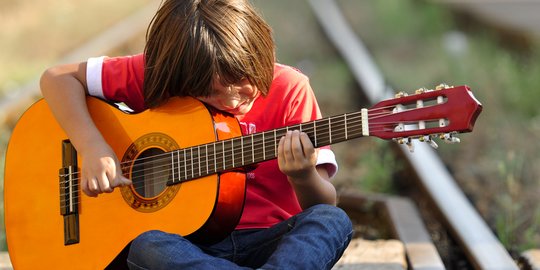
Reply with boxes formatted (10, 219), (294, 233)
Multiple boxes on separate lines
(4, 84), (482, 269)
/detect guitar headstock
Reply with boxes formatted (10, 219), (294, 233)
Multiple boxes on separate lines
(367, 84), (482, 150)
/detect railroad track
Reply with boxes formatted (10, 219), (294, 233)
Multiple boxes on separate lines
(309, 0), (524, 269)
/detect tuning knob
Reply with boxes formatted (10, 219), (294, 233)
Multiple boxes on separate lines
(405, 138), (415, 152)
(435, 83), (453, 90)
(420, 135), (439, 149)
(395, 91), (408, 98)
(441, 133), (460, 143)
(394, 137), (414, 152)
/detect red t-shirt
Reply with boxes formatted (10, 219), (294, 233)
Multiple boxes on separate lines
(86, 54), (338, 229)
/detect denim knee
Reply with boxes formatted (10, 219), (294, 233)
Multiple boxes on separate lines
(128, 230), (174, 269)
(130, 230), (165, 250)
(307, 204), (353, 234)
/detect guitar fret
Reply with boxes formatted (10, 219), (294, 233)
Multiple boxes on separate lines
(189, 147), (195, 178)
(344, 113), (348, 140)
(323, 118), (332, 146)
(313, 121), (317, 146)
(231, 139), (235, 168)
(221, 141), (225, 170)
(251, 134), (255, 163)
(174, 152), (178, 181)
(328, 118), (332, 144)
(342, 114), (348, 142)
(213, 143), (217, 173)
(183, 149), (187, 180)
(205, 144), (208, 175)
(170, 152), (176, 183)
(241, 137), (244, 165)
(274, 129), (277, 156)
(262, 132), (266, 161)
(197, 146), (201, 176)
(176, 150), (181, 182)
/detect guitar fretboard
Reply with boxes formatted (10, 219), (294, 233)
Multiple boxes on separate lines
(167, 110), (367, 184)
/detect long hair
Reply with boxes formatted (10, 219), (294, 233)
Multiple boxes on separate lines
(143, 0), (275, 108)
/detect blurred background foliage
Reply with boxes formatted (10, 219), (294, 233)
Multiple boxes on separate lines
(341, 0), (540, 252)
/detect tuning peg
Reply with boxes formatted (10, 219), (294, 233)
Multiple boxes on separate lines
(395, 91), (408, 98)
(395, 137), (414, 152)
(440, 133), (461, 143)
(415, 88), (427, 94)
(420, 135), (439, 149)
(435, 83), (453, 90)
(394, 137), (415, 152)
(406, 138), (415, 152)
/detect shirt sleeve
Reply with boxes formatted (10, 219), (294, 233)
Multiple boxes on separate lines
(277, 64), (339, 178)
(86, 53), (146, 112)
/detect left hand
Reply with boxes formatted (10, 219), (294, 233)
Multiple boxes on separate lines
(277, 130), (318, 180)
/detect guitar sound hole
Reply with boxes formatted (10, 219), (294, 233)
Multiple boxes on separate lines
(131, 148), (170, 198)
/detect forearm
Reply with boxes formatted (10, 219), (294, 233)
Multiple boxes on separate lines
(40, 62), (105, 154)
(40, 62), (131, 196)
(289, 166), (337, 209)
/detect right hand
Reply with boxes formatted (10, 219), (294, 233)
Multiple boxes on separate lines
(80, 143), (132, 197)
(39, 62), (131, 197)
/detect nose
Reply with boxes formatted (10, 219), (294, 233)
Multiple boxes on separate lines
(218, 97), (241, 109)
(233, 82), (259, 99)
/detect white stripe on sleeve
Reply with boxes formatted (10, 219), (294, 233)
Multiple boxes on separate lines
(316, 148), (339, 179)
(86, 56), (106, 99)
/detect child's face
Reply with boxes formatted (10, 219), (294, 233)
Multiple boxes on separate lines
(197, 77), (260, 115)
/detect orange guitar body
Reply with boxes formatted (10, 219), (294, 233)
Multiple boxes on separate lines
(4, 97), (246, 269)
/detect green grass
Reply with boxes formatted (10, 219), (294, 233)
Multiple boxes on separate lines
(353, 140), (402, 194)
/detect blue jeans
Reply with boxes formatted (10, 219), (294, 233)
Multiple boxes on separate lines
(127, 204), (353, 270)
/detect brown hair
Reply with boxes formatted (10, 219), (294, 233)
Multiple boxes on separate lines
(143, 0), (275, 108)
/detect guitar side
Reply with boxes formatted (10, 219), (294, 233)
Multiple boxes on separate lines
(4, 97), (246, 269)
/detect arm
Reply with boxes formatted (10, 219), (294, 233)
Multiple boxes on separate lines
(278, 130), (337, 209)
(40, 62), (131, 197)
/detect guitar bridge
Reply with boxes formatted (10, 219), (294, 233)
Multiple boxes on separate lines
(59, 140), (80, 245)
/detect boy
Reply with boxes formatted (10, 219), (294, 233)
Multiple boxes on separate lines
(40, 0), (352, 269)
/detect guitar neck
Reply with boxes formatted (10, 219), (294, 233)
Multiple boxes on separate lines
(168, 110), (367, 184)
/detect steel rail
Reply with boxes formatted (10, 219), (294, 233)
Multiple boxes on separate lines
(308, 0), (519, 269)
(339, 191), (445, 270)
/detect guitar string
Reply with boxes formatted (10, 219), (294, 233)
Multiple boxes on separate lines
(57, 119), (419, 196)
(58, 105), (437, 200)
(59, 125), (423, 202)
(57, 105), (427, 195)
(59, 108), (380, 184)
(123, 106), (420, 179)
(59, 104), (399, 182)
(59, 116), (364, 189)
(119, 104), (398, 169)
(59, 122), (385, 204)
(58, 120), (418, 205)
